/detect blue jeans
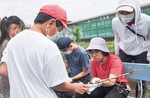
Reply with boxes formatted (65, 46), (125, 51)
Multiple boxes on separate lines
(2, 94), (10, 98)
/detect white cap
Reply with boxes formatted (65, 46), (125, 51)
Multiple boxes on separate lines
(116, 6), (134, 12)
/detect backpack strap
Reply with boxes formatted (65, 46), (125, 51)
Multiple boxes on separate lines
(126, 26), (146, 41)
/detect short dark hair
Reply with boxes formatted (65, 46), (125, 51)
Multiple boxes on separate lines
(34, 12), (55, 24)
(88, 49), (109, 57)
(102, 51), (110, 56)
(56, 20), (63, 27)
(34, 12), (63, 28)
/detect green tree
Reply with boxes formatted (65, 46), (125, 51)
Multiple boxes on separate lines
(72, 27), (80, 42)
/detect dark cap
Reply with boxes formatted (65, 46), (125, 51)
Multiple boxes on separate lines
(56, 37), (72, 51)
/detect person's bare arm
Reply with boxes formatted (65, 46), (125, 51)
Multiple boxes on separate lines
(71, 68), (89, 81)
(90, 74), (117, 87)
(0, 62), (8, 79)
(101, 74), (117, 87)
(52, 82), (88, 94)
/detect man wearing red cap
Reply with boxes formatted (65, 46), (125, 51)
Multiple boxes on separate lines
(112, 0), (150, 98)
(0, 5), (88, 98)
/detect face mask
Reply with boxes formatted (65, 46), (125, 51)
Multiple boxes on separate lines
(46, 32), (58, 41)
(63, 50), (72, 55)
(119, 13), (134, 23)
(46, 25), (58, 41)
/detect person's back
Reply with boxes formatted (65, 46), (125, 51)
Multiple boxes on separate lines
(0, 5), (89, 98)
(4, 30), (67, 97)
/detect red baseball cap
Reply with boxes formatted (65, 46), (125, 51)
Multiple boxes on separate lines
(40, 5), (70, 32)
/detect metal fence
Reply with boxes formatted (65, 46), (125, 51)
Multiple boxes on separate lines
(56, 4), (150, 40)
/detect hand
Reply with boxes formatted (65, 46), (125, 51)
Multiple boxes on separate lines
(87, 83), (99, 94)
(72, 82), (89, 94)
(91, 78), (102, 86)
(87, 78), (103, 94)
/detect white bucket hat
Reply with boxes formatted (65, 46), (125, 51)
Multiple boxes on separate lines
(86, 37), (110, 53)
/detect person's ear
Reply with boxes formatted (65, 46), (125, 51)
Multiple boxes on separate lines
(47, 19), (56, 26)
(69, 44), (74, 50)
(70, 44), (72, 48)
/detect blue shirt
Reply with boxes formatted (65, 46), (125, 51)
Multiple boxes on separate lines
(65, 46), (91, 82)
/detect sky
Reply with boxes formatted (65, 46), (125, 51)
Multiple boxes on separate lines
(0, 0), (149, 25)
